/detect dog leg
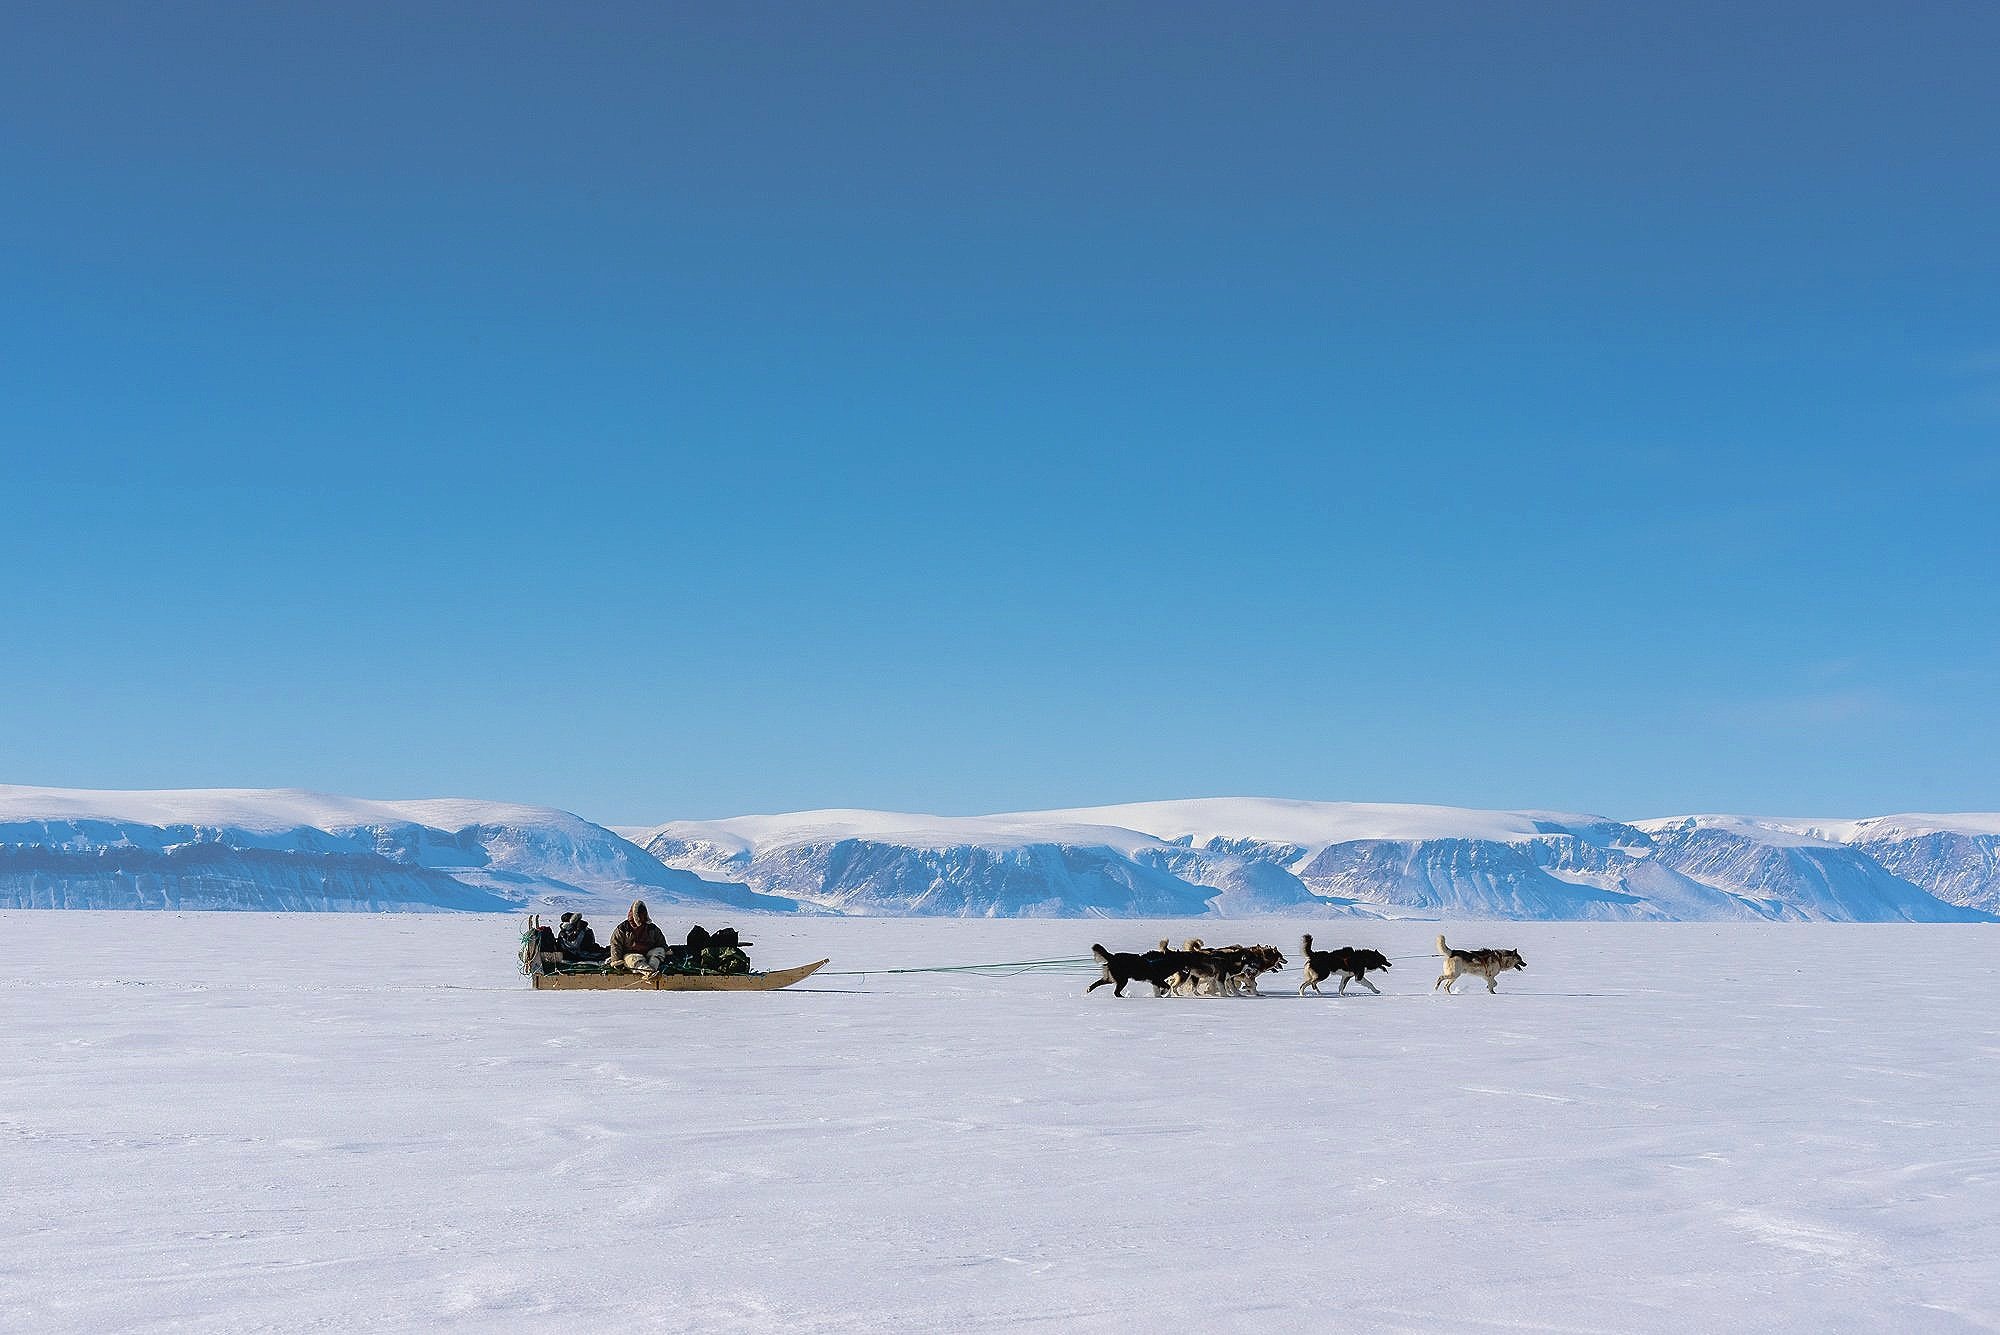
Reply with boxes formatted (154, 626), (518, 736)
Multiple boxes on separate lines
(1356, 973), (1381, 994)
(1435, 972), (1453, 992)
(1486, 976), (1499, 994)
(1086, 977), (1110, 994)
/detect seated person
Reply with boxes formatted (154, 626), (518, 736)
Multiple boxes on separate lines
(607, 900), (669, 975)
(555, 912), (608, 963)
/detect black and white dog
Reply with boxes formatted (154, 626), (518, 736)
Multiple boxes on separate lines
(1434, 934), (1527, 994)
(1299, 934), (1393, 995)
(1086, 944), (1181, 997)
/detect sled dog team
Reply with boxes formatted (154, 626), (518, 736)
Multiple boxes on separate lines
(1085, 938), (1289, 997)
(1088, 934), (1527, 997)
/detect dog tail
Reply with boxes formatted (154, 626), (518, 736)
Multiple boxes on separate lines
(1301, 933), (1313, 955)
(1435, 933), (1450, 958)
(1092, 943), (1111, 963)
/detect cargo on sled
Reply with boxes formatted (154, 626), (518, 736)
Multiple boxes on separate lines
(518, 914), (828, 992)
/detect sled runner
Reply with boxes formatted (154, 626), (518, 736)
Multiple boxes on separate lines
(527, 958), (830, 991)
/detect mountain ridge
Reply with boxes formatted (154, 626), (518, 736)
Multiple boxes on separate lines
(639, 796), (1996, 922)
(0, 783), (796, 915)
(3, 786), (1995, 920)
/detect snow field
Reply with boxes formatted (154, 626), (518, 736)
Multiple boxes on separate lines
(3, 913), (1996, 1332)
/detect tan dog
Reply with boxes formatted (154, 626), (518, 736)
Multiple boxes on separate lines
(1434, 934), (1526, 994)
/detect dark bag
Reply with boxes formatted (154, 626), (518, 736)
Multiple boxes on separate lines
(700, 945), (751, 975)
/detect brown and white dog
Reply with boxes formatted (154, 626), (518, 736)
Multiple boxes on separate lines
(1232, 944), (1288, 995)
(1434, 934), (1526, 994)
(1163, 939), (1287, 997)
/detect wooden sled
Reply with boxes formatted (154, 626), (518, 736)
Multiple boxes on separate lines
(520, 915), (828, 992)
(529, 958), (830, 992)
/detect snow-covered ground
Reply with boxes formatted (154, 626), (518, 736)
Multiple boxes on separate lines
(4, 913), (1995, 1332)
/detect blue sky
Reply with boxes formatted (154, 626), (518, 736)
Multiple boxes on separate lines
(3, 2), (1996, 824)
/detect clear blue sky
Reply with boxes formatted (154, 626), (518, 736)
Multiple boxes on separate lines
(3, 2), (1996, 824)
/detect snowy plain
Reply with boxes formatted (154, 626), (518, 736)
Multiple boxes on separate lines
(4, 913), (1997, 1333)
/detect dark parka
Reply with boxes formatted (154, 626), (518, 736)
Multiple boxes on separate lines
(555, 914), (607, 962)
(607, 901), (668, 962)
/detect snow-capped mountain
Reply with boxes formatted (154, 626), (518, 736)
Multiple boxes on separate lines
(1639, 813), (2000, 918)
(6, 787), (1994, 921)
(0, 785), (796, 914)
(1841, 817), (2000, 916)
(637, 799), (1994, 922)
(1630, 815), (1980, 923)
(1032, 801), (1774, 920)
(637, 810), (1264, 917)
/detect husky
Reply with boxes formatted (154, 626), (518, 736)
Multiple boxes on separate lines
(1233, 944), (1288, 995)
(1162, 940), (1286, 997)
(1434, 934), (1526, 994)
(1299, 935), (1392, 995)
(1180, 948), (1245, 997)
(1155, 939), (1210, 995)
(1087, 944), (1180, 997)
